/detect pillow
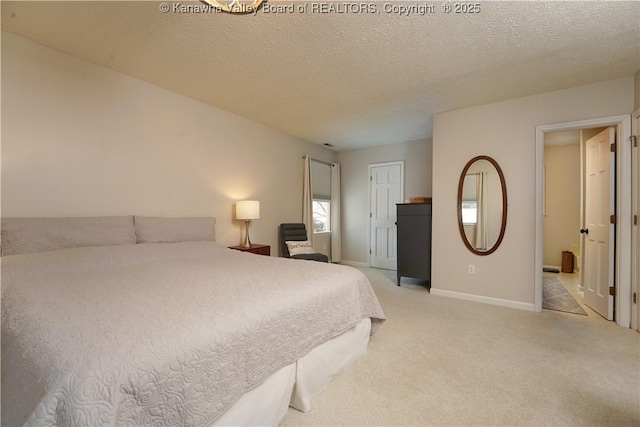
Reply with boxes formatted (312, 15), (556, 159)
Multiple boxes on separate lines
(1, 216), (136, 256)
(134, 216), (216, 243)
(286, 240), (315, 256)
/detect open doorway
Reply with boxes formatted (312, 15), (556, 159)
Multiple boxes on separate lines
(535, 115), (633, 328)
(542, 127), (608, 319)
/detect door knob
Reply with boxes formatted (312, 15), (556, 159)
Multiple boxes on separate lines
(580, 228), (589, 234)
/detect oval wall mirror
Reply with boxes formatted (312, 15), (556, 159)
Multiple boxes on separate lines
(457, 156), (507, 256)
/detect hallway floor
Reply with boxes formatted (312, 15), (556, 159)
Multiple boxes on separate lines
(543, 271), (604, 319)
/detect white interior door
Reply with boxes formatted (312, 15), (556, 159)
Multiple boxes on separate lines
(583, 127), (615, 320)
(369, 162), (403, 270)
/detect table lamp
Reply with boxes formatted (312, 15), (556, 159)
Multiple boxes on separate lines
(236, 200), (260, 248)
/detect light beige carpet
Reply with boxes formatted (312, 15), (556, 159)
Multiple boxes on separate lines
(282, 267), (640, 426)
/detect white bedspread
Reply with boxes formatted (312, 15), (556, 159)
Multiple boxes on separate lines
(1, 242), (384, 426)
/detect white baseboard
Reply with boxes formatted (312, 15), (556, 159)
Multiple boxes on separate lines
(339, 260), (369, 268)
(430, 288), (536, 312)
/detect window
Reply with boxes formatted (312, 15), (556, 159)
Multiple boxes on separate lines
(311, 160), (332, 233)
(461, 201), (477, 224)
(313, 200), (331, 233)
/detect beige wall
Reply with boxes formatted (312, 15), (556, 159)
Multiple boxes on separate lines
(432, 76), (634, 306)
(581, 127), (607, 142)
(543, 143), (581, 266)
(337, 138), (432, 264)
(1, 32), (335, 251)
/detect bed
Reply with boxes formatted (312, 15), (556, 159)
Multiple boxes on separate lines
(1, 216), (385, 426)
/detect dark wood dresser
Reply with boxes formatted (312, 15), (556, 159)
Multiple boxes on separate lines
(396, 201), (432, 287)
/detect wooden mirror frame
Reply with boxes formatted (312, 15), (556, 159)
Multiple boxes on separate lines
(457, 155), (508, 256)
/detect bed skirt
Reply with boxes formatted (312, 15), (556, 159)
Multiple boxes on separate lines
(212, 318), (372, 426)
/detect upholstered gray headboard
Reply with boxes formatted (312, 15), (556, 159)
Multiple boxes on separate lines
(1, 216), (216, 256)
(134, 216), (216, 244)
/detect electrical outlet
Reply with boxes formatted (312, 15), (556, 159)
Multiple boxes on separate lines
(468, 264), (475, 274)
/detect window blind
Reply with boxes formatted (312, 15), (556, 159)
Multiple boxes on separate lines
(311, 161), (332, 200)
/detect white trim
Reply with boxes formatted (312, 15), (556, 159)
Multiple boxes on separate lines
(430, 288), (536, 312)
(338, 260), (369, 268)
(632, 108), (640, 332)
(535, 115), (632, 327)
(535, 127), (545, 313)
(617, 116), (632, 327)
(367, 161), (404, 268)
(578, 132), (586, 294)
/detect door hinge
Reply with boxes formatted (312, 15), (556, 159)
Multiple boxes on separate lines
(635, 215), (638, 226)
(609, 286), (615, 296)
(610, 214), (616, 224)
(633, 292), (637, 304)
(370, 175), (372, 181)
(370, 212), (372, 218)
(610, 142), (616, 152)
(369, 249), (372, 254)
(630, 135), (638, 148)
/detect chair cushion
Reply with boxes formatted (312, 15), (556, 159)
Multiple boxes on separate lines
(279, 223), (329, 262)
(280, 223), (309, 257)
(291, 253), (329, 263)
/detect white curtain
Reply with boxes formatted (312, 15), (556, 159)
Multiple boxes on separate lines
(302, 155), (314, 243)
(475, 171), (489, 250)
(330, 163), (342, 262)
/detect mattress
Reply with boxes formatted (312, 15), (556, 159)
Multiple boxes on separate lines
(1, 241), (385, 426)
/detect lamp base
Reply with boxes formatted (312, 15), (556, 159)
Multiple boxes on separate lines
(241, 220), (252, 248)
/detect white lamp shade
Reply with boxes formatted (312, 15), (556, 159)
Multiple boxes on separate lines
(236, 200), (260, 220)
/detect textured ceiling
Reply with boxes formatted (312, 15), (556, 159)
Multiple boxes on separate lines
(2, 1), (639, 151)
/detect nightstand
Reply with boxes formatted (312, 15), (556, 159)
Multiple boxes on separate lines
(228, 244), (271, 256)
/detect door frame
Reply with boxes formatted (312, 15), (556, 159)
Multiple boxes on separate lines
(368, 161), (404, 268)
(535, 115), (632, 327)
(632, 108), (640, 332)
